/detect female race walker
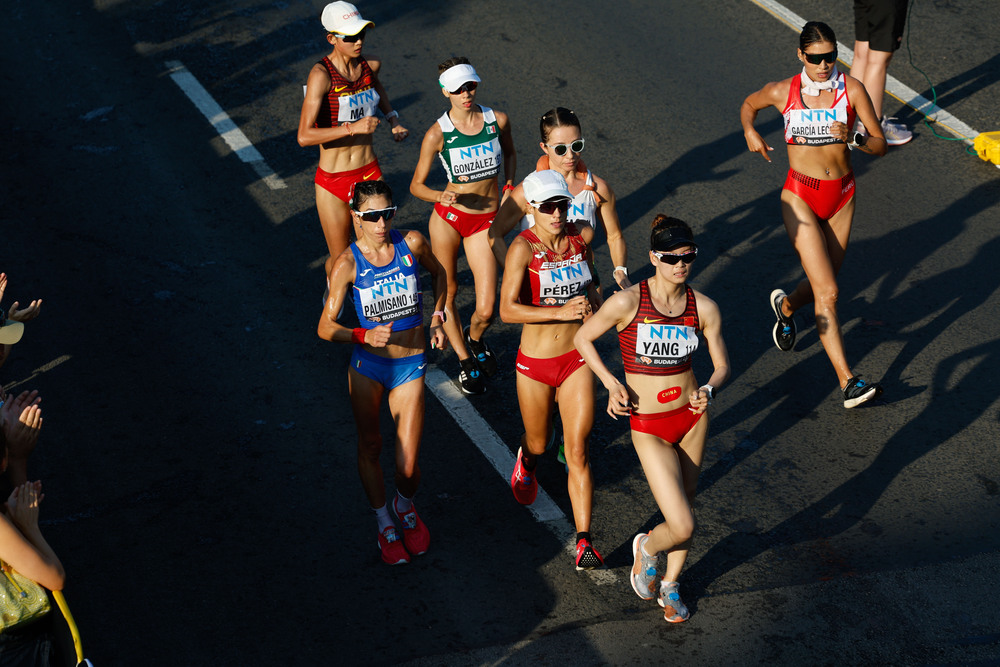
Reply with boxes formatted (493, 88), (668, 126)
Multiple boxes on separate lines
(574, 216), (730, 622)
(409, 58), (516, 395)
(741, 20), (886, 408)
(317, 181), (447, 565)
(499, 170), (605, 570)
(490, 107), (631, 293)
(297, 1), (409, 281)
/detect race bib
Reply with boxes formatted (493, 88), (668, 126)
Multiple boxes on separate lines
(446, 138), (502, 182)
(634, 323), (698, 368)
(337, 86), (380, 123)
(539, 255), (592, 305)
(357, 272), (419, 323)
(785, 107), (847, 146)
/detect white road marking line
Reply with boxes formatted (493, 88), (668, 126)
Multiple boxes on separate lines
(424, 366), (618, 582)
(748, 0), (979, 142)
(164, 60), (287, 189)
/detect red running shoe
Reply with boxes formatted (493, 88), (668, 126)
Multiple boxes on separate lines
(510, 447), (538, 505)
(377, 526), (410, 565)
(393, 500), (430, 556)
(575, 538), (605, 570)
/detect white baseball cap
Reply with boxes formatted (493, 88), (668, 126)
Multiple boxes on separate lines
(321, 2), (373, 35)
(438, 64), (481, 93)
(522, 170), (572, 205)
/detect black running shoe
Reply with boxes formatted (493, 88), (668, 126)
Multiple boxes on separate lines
(843, 376), (882, 408)
(458, 357), (486, 395)
(464, 326), (497, 377)
(770, 289), (796, 352)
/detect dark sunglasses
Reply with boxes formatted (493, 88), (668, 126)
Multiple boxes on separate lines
(356, 206), (396, 222)
(652, 249), (698, 265)
(803, 50), (837, 65)
(547, 139), (585, 156)
(335, 28), (367, 43)
(534, 200), (569, 215)
(449, 81), (478, 95)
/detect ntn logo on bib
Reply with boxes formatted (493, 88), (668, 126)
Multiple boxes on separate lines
(337, 87), (380, 123)
(635, 323), (698, 365)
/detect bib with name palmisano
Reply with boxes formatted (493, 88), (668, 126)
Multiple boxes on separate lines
(351, 230), (423, 331)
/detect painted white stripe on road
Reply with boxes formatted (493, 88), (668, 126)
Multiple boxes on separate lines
(425, 366), (617, 583)
(165, 60), (287, 189)
(748, 0), (979, 142)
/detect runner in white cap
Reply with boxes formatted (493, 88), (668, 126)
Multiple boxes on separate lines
(490, 107), (631, 295)
(297, 2), (409, 290)
(499, 170), (606, 570)
(409, 57), (516, 395)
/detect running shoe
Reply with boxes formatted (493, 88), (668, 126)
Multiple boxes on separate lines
(630, 533), (658, 600)
(392, 499), (430, 556)
(575, 538), (605, 570)
(658, 581), (690, 623)
(458, 358), (486, 395)
(464, 326), (497, 377)
(377, 526), (410, 565)
(510, 446), (538, 505)
(842, 376), (883, 408)
(769, 288), (796, 352)
(881, 116), (913, 146)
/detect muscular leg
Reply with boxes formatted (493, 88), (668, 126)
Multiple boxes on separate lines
(387, 375), (426, 499)
(780, 190), (857, 387)
(557, 364), (596, 534)
(516, 372), (556, 465)
(634, 412), (709, 583)
(348, 366), (387, 508)
(316, 185), (359, 277)
(428, 213), (472, 361)
(463, 229), (497, 342)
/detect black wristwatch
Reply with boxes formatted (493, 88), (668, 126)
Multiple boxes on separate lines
(851, 131), (867, 147)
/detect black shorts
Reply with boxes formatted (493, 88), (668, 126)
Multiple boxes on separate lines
(854, 0), (909, 52)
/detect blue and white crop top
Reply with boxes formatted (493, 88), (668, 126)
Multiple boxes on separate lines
(351, 230), (423, 331)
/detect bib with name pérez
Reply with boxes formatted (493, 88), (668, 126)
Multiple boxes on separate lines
(619, 282), (701, 376)
(782, 70), (856, 146)
(436, 106), (503, 183)
(351, 230), (423, 331)
(518, 225), (592, 307)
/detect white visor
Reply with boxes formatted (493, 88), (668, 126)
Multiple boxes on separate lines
(438, 64), (481, 92)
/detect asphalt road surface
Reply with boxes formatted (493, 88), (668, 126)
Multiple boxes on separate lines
(2, 0), (999, 664)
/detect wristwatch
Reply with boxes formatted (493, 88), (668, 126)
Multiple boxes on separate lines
(700, 384), (716, 399)
(848, 131), (867, 150)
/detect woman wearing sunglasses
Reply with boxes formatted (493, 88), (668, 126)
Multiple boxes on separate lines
(574, 215), (730, 622)
(490, 108), (630, 293)
(499, 170), (606, 571)
(741, 21), (886, 408)
(297, 2), (409, 287)
(409, 57), (516, 396)
(317, 180), (447, 565)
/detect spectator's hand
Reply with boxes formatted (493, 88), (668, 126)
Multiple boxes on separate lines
(1, 390), (41, 430)
(8, 300), (42, 322)
(8, 482), (44, 532)
(4, 404), (42, 463)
